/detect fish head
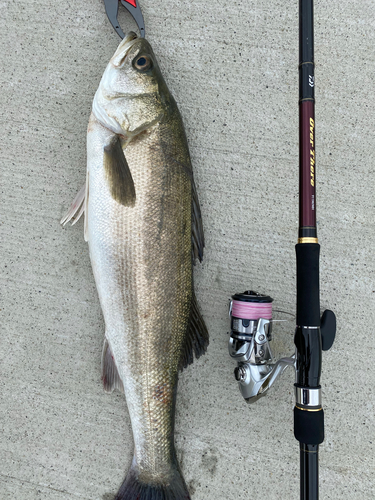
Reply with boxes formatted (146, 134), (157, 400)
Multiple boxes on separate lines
(93, 33), (172, 137)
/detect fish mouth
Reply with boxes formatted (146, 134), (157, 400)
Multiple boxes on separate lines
(110, 32), (140, 67)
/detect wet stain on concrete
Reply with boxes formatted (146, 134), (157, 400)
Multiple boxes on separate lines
(201, 448), (218, 477)
(102, 493), (116, 500)
(188, 479), (197, 496)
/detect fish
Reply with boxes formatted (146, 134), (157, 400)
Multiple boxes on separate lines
(61, 32), (208, 500)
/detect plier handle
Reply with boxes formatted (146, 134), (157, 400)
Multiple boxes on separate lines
(104, 0), (145, 38)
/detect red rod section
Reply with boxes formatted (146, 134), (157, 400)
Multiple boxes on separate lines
(298, 0), (317, 242)
(299, 100), (316, 230)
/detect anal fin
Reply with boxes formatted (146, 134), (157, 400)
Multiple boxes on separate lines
(101, 338), (124, 393)
(179, 292), (209, 370)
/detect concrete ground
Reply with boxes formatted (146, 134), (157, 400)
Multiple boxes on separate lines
(1, 0), (374, 498)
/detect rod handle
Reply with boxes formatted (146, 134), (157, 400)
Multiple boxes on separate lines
(296, 243), (320, 327)
(294, 407), (324, 445)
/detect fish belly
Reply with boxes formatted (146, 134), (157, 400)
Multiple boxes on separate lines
(87, 116), (193, 482)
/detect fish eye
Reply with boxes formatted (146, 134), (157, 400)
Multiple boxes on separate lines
(134, 55), (152, 71)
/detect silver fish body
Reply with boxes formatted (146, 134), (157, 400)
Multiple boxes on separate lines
(63, 34), (208, 499)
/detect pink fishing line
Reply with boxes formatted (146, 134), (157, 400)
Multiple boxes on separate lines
(232, 300), (272, 320)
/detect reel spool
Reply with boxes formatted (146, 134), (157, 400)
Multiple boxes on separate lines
(228, 291), (295, 403)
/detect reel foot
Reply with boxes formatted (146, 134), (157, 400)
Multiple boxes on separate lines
(321, 309), (336, 351)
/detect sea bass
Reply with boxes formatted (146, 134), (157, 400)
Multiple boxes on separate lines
(61, 33), (208, 499)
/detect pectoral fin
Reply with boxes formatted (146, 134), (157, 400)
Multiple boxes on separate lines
(179, 292), (209, 370)
(104, 136), (136, 207)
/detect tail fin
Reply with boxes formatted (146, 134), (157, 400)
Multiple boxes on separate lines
(115, 458), (191, 500)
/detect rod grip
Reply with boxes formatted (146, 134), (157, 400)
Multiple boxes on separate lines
(296, 243), (320, 326)
(294, 407), (324, 445)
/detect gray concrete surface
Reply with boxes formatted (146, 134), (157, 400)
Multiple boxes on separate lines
(1, 0), (374, 498)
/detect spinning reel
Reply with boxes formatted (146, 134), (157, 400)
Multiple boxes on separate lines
(228, 291), (295, 403)
(229, 290), (336, 405)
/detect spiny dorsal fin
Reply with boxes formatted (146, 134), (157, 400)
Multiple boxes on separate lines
(179, 292), (209, 371)
(101, 338), (124, 393)
(191, 179), (204, 263)
(104, 136), (136, 207)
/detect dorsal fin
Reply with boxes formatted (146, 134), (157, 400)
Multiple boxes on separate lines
(179, 292), (209, 370)
(191, 179), (204, 263)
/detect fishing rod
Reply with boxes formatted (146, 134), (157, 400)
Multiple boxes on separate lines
(228, 1), (336, 499)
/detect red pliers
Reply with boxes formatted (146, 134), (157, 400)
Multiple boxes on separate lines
(104, 0), (145, 38)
